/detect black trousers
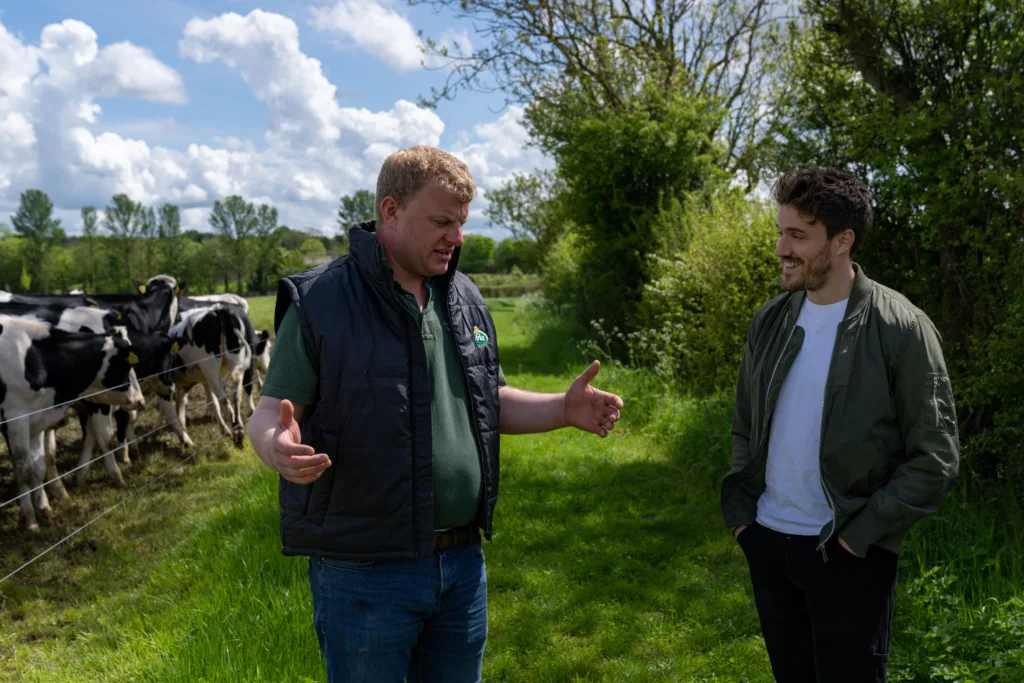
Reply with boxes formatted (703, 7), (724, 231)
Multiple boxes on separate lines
(737, 521), (899, 683)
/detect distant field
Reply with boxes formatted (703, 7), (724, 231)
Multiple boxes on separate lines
(247, 295), (275, 332)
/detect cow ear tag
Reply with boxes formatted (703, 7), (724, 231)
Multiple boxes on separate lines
(128, 352), (140, 365)
(171, 342), (180, 354)
(137, 284), (147, 294)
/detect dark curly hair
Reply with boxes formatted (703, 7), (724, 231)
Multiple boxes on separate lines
(771, 168), (873, 255)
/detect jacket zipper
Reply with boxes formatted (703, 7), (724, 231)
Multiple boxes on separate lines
(816, 321), (847, 563)
(933, 375), (940, 428)
(759, 311), (795, 456)
(446, 289), (490, 533)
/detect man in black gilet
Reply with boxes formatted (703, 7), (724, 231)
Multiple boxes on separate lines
(249, 145), (624, 682)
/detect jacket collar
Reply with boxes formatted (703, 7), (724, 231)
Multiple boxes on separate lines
(786, 262), (873, 324)
(348, 221), (398, 306)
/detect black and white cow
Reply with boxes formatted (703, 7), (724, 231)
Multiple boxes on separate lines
(168, 304), (252, 447)
(187, 293), (248, 313)
(0, 316), (145, 531)
(0, 300), (129, 497)
(72, 330), (182, 488)
(252, 330), (273, 395)
(6, 279), (180, 337)
(2, 280), (183, 488)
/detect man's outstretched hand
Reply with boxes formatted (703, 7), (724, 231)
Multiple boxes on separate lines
(273, 399), (331, 484)
(564, 361), (624, 438)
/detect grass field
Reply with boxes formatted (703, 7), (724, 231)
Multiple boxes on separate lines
(1, 295), (1021, 681)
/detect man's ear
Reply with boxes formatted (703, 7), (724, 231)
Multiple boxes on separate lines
(835, 228), (855, 256)
(378, 196), (399, 229)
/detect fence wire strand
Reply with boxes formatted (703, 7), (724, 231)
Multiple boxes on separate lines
(0, 379), (255, 512)
(0, 343), (250, 428)
(0, 432), (233, 585)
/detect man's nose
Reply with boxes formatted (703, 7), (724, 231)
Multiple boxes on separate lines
(775, 235), (787, 257)
(448, 224), (464, 247)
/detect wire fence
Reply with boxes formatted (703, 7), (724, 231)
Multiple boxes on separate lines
(0, 343), (251, 428)
(0, 377), (255, 512)
(0, 432), (233, 585)
(0, 334), (263, 585)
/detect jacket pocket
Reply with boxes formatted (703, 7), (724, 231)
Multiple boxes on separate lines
(318, 430), (412, 519)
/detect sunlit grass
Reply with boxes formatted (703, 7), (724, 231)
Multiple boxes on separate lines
(0, 296), (1020, 681)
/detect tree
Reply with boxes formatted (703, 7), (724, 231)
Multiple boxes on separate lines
(158, 203), (186, 278)
(550, 85), (721, 337)
(337, 190), (376, 230)
(252, 204), (283, 293)
(494, 237), (539, 273)
(103, 194), (144, 288)
(299, 238), (327, 261)
(208, 195), (257, 293)
(776, 0), (1024, 486)
(484, 170), (564, 248)
(11, 189), (63, 292)
(138, 206), (158, 278)
(80, 207), (102, 291)
(459, 234), (496, 272)
(415, 0), (787, 188)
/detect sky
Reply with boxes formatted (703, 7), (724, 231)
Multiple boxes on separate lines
(0, 1), (552, 238)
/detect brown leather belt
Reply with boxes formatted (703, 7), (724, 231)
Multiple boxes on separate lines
(433, 525), (476, 552)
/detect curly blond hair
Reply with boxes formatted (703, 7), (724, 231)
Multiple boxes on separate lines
(375, 146), (476, 221)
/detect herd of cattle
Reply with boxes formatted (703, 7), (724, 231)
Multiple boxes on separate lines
(0, 275), (273, 533)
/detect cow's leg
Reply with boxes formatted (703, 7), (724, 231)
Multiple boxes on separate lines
(9, 420), (42, 532)
(158, 394), (193, 447)
(43, 428), (71, 502)
(227, 363), (247, 445)
(114, 409), (134, 468)
(204, 376), (235, 438)
(254, 369), (264, 391)
(177, 391), (189, 431)
(28, 430), (52, 527)
(75, 418), (97, 488)
(204, 383), (218, 422)
(104, 412), (127, 488)
(76, 410), (123, 488)
(243, 362), (256, 413)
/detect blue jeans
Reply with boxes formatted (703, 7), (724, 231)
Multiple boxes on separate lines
(308, 541), (488, 683)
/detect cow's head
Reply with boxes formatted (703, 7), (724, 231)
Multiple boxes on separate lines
(94, 334), (146, 410)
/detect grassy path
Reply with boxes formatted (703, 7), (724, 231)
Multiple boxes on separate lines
(0, 297), (771, 681)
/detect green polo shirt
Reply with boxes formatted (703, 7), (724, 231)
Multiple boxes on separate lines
(261, 278), (505, 529)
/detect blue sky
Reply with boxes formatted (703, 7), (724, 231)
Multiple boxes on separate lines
(0, 1), (549, 236)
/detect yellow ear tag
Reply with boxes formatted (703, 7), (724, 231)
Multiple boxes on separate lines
(171, 342), (180, 353)
(89, 303), (99, 308)
(128, 351), (140, 365)
(138, 284), (147, 294)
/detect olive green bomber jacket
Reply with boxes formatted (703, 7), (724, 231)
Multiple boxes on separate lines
(720, 265), (960, 557)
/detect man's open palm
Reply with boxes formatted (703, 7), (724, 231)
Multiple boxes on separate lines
(274, 399), (331, 484)
(564, 361), (624, 438)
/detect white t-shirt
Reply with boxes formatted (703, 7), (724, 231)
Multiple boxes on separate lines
(756, 297), (849, 536)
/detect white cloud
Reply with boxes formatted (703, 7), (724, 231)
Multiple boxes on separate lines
(310, 0), (474, 73)
(0, 11), (548, 239)
(310, 0), (424, 71)
(451, 106), (551, 190)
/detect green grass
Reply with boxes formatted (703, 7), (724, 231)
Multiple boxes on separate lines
(0, 296), (1021, 681)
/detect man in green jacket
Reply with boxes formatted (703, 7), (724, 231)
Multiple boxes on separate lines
(721, 168), (959, 682)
